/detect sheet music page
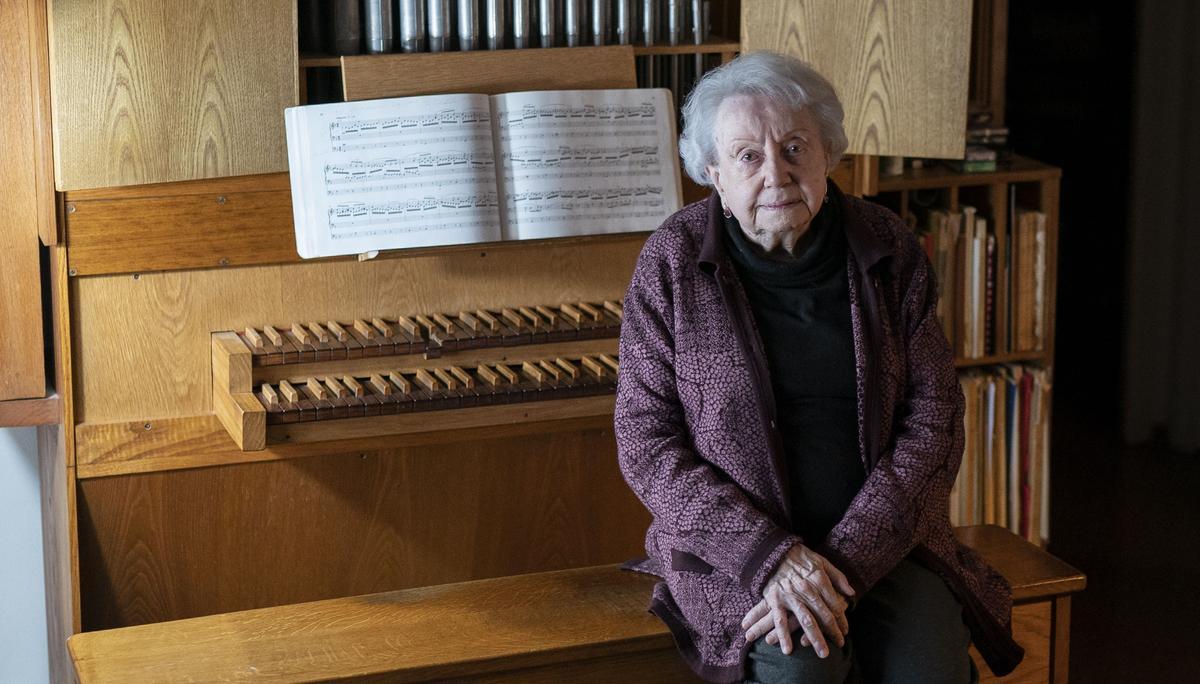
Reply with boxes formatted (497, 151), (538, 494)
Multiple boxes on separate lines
(284, 93), (501, 258)
(491, 88), (683, 241)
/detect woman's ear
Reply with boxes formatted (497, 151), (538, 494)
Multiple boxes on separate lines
(707, 165), (723, 195)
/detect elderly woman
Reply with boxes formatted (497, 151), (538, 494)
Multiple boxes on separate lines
(614, 52), (1022, 683)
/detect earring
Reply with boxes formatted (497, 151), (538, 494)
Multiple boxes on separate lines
(722, 204), (732, 219)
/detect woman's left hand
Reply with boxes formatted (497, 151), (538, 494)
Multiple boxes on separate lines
(740, 544), (854, 656)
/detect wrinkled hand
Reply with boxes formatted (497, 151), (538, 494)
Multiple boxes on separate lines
(740, 544), (855, 658)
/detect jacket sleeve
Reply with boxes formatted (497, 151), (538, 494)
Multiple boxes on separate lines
(614, 235), (800, 596)
(816, 229), (965, 594)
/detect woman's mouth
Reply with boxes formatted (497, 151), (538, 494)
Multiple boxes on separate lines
(759, 199), (804, 210)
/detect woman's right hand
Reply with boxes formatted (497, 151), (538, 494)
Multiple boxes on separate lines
(740, 544), (855, 657)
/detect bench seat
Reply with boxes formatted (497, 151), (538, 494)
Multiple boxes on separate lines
(67, 525), (1084, 683)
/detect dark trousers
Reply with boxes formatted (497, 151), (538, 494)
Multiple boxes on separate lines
(743, 558), (975, 684)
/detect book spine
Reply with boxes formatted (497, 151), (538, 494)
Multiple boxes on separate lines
(1018, 370), (1034, 540)
(985, 232), (996, 357)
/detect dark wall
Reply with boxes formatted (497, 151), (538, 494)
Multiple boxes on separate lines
(1006, 2), (1137, 423)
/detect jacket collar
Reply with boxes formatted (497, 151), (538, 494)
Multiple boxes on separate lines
(697, 179), (893, 276)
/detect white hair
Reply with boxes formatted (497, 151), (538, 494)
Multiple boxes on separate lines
(679, 51), (849, 186)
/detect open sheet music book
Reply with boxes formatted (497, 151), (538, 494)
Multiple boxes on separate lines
(284, 88), (683, 259)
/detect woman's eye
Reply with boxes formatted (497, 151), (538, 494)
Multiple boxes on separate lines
(786, 144), (805, 155)
(738, 151), (759, 162)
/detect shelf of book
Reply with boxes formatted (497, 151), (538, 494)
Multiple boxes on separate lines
(869, 156), (1061, 546)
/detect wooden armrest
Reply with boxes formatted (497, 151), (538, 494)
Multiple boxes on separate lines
(955, 525), (1086, 601)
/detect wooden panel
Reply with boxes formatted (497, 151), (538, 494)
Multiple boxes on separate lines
(48, 0), (298, 190)
(0, 394), (60, 427)
(974, 601), (1050, 683)
(875, 155), (1061, 192)
(69, 566), (691, 684)
(955, 526), (1086, 600)
(76, 430), (649, 629)
(341, 46), (637, 102)
(65, 176), (297, 275)
(1050, 596), (1070, 683)
(27, 0), (57, 245)
(38, 423), (80, 684)
(742, 0), (972, 159)
(0, 0), (47, 400)
(71, 240), (643, 424)
(74, 412), (616, 478)
(62, 173), (653, 276)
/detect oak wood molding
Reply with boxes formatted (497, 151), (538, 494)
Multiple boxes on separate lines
(340, 45), (637, 101)
(0, 394), (60, 427)
(75, 404), (616, 479)
(62, 173), (651, 276)
(0, 0), (47, 400)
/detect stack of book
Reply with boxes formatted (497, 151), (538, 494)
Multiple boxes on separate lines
(952, 364), (1052, 545)
(920, 204), (1047, 359)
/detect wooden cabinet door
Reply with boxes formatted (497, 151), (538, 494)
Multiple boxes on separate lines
(48, 0), (298, 190)
(742, 0), (972, 160)
(1, 0), (47, 401)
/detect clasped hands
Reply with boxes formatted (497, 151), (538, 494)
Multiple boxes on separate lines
(740, 544), (856, 658)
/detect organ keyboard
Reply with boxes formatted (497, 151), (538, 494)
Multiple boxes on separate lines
(213, 301), (624, 450)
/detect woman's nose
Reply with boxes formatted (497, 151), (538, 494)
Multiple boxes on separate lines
(763, 150), (790, 187)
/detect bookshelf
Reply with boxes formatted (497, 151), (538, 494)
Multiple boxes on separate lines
(867, 155), (1062, 545)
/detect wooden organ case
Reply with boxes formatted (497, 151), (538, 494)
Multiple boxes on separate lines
(40, 18), (664, 679)
(34, 2), (975, 680)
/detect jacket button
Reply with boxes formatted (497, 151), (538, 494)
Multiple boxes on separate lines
(770, 420), (776, 429)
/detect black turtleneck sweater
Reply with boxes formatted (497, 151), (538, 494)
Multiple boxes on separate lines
(722, 197), (865, 545)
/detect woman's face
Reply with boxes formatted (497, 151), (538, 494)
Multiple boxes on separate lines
(706, 94), (831, 254)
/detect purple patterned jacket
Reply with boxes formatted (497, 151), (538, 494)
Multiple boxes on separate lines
(614, 188), (1023, 682)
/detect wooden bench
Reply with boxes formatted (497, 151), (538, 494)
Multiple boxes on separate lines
(67, 525), (1084, 683)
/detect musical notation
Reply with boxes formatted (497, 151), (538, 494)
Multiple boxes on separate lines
(328, 194), (500, 231)
(498, 102), (659, 129)
(331, 133), (493, 153)
(324, 153), (496, 194)
(329, 108), (491, 140)
(510, 186), (662, 205)
(504, 145), (660, 169)
(285, 89), (679, 255)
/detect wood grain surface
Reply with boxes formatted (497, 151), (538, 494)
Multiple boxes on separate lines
(38, 423), (80, 684)
(954, 525), (1086, 601)
(69, 565), (694, 683)
(74, 411), (616, 478)
(48, 0), (297, 190)
(0, 395), (60, 427)
(71, 240), (642, 424)
(0, 0), (47, 400)
(340, 46), (637, 102)
(974, 601), (1051, 683)
(741, 0), (971, 159)
(26, 0), (57, 245)
(67, 526), (1076, 683)
(75, 430), (649, 630)
(61, 173), (655, 276)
